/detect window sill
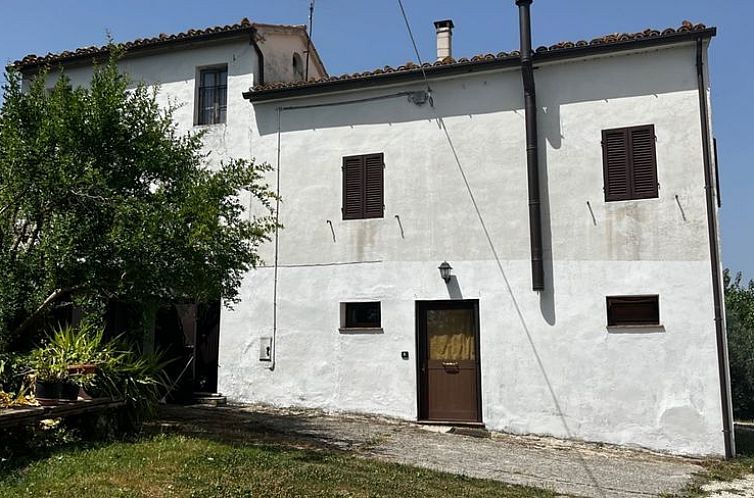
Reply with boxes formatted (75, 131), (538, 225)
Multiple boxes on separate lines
(604, 196), (660, 203)
(193, 122), (227, 129)
(338, 327), (384, 335)
(607, 324), (665, 333)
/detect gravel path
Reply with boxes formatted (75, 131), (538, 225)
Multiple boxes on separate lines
(703, 476), (754, 497)
(155, 404), (706, 498)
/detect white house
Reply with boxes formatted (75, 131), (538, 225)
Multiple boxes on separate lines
(14, 4), (732, 458)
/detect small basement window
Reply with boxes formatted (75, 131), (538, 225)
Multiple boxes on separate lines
(341, 302), (381, 329)
(606, 295), (660, 327)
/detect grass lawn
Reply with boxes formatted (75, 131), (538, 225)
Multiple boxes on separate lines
(0, 433), (556, 498)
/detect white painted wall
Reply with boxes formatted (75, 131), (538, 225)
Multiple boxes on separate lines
(30, 29), (321, 169)
(218, 42), (727, 457)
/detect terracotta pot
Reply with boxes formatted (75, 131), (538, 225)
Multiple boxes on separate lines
(67, 364), (97, 375)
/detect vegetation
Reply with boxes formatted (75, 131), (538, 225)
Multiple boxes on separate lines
(677, 427), (754, 497)
(0, 389), (36, 409)
(725, 269), (754, 419)
(17, 323), (170, 423)
(0, 53), (278, 351)
(0, 433), (555, 498)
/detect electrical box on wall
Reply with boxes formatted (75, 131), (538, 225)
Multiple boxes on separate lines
(259, 337), (272, 362)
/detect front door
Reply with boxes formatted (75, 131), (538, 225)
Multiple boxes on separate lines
(417, 300), (481, 423)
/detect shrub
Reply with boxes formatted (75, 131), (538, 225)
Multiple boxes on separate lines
(725, 269), (754, 419)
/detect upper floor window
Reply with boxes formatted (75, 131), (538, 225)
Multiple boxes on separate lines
(197, 66), (227, 125)
(292, 53), (304, 81)
(602, 125), (658, 201)
(342, 153), (384, 220)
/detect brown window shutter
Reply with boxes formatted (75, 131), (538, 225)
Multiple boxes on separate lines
(628, 125), (658, 199)
(603, 129), (630, 201)
(364, 153), (384, 218)
(342, 156), (365, 219)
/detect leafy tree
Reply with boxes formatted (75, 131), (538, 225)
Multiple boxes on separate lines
(0, 56), (277, 351)
(725, 269), (754, 419)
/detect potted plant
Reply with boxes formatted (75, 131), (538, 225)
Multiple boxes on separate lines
(29, 350), (68, 405)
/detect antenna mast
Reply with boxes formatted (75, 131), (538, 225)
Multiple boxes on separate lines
(305, 0), (315, 80)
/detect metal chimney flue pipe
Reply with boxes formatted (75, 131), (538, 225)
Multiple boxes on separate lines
(434, 19), (454, 61)
(515, 0), (545, 291)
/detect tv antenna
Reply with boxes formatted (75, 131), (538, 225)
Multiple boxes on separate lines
(305, 0), (315, 80)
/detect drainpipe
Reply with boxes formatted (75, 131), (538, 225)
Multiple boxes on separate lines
(250, 27), (265, 86)
(696, 37), (734, 458)
(515, 0), (544, 291)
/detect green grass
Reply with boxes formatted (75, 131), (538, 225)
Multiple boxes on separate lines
(0, 433), (555, 498)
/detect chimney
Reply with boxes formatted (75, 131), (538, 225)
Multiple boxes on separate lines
(434, 19), (454, 61)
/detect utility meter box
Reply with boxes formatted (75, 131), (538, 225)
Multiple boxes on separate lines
(259, 337), (272, 362)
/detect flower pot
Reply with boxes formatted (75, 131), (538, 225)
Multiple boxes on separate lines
(35, 381), (63, 405)
(60, 382), (80, 401)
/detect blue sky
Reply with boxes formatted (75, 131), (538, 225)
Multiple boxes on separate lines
(1, 0), (751, 280)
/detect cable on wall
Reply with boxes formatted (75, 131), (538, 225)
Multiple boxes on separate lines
(396, 0), (433, 106)
(305, 0), (315, 80)
(269, 106), (282, 371)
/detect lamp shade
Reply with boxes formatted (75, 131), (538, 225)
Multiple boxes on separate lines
(438, 261), (452, 282)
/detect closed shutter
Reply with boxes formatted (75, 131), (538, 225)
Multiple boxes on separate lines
(603, 128), (630, 201)
(602, 124), (658, 201)
(343, 156), (365, 219)
(629, 125), (658, 199)
(342, 153), (384, 220)
(364, 153), (384, 218)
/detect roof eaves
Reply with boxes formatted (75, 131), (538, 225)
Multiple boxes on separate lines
(12, 18), (261, 73)
(244, 23), (716, 103)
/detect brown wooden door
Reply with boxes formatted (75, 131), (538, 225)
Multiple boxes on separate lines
(417, 300), (481, 423)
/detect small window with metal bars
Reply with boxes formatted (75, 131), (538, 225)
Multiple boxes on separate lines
(197, 66), (228, 125)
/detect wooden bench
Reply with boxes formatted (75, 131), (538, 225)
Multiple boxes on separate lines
(0, 398), (125, 429)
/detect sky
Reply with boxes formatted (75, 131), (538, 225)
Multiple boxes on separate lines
(1, 0), (751, 280)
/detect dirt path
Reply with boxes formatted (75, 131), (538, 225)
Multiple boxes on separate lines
(153, 404), (706, 498)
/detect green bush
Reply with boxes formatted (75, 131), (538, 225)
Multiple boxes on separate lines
(725, 269), (754, 419)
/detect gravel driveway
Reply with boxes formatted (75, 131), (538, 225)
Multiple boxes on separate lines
(155, 404), (706, 498)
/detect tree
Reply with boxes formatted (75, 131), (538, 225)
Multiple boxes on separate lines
(724, 269), (754, 419)
(0, 56), (277, 350)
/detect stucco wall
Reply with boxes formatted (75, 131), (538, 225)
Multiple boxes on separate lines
(259, 30), (326, 83)
(218, 42), (727, 457)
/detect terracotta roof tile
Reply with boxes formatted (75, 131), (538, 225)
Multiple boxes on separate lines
(12, 18), (305, 70)
(249, 21), (710, 94)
